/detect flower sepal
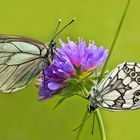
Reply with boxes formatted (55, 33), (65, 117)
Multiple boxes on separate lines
(59, 77), (81, 96)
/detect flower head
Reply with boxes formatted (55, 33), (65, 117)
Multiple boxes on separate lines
(37, 37), (108, 100)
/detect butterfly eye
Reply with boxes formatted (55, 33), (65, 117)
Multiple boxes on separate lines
(93, 88), (96, 92)
(135, 90), (140, 96)
(88, 104), (97, 112)
(136, 76), (140, 83)
(130, 71), (137, 78)
(50, 42), (56, 48)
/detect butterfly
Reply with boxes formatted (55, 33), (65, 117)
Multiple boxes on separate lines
(0, 19), (75, 93)
(88, 62), (140, 112)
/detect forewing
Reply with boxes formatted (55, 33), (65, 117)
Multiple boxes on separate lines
(0, 34), (46, 50)
(96, 62), (140, 110)
(0, 35), (48, 93)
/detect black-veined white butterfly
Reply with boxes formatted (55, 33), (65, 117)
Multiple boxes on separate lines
(88, 62), (140, 112)
(0, 19), (75, 93)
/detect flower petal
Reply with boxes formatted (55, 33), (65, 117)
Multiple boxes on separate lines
(48, 82), (63, 90)
(37, 37), (108, 100)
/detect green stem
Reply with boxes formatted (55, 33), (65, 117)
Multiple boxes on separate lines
(98, 0), (130, 83)
(74, 2), (131, 140)
(96, 110), (106, 140)
(96, 1), (130, 139)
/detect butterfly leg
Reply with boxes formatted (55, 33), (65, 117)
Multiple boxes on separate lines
(42, 69), (47, 90)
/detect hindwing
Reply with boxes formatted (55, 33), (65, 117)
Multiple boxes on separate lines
(96, 62), (140, 110)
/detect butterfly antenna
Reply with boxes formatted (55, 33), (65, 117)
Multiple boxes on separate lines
(51, 19), (62, 42)
(52, 18), (76, 41)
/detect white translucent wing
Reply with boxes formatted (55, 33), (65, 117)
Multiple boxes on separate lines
(0, 35), (48, 93)
(95, 62), (140, 110)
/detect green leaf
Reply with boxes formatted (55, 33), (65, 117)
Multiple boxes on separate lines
(53, 96), (70, 109)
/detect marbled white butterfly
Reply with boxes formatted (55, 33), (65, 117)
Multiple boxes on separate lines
(88, 62), (140, 112)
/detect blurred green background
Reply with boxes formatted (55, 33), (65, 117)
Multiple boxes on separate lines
(0, 0), (139, 140)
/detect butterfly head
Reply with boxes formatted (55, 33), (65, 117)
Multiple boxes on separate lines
(49, 41), (57, 51)
(88, 102), (97, 113)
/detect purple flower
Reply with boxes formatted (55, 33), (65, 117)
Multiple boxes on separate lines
(37, 37), (108, 100)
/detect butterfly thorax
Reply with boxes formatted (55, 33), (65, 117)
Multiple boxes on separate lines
(44, 41), (56, 65)
(88, 87), (103, 112)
